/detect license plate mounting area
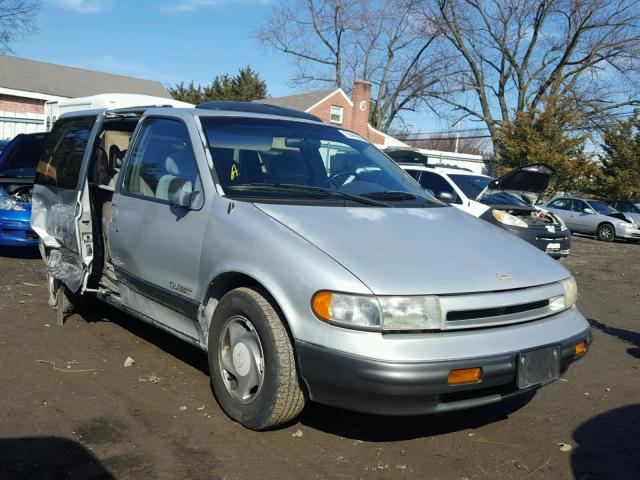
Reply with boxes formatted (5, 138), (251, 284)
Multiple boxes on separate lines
(517, 345), (560, 389)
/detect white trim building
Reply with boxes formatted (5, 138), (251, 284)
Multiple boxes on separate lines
(0, 55), (171, 140)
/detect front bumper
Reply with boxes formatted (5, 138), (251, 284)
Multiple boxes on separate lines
(480, 211), (571, 257)
(297, 320), (591, 416)
(0, 211), (38, 247)
(615, 224), (640, 241)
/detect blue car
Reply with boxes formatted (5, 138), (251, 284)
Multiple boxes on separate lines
(0, 132), (48, 247)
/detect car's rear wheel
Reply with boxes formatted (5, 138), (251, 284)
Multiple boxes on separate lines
(597, 223), (615, 242)
(208, 287), (305, 430)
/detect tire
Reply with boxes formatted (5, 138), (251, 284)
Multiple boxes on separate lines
(208, 287), (305, 430)
(597, 223), (615, 242)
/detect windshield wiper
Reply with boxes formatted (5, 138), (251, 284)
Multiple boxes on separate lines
(362, 191), (418, 201)
(227, 183), (388, 207)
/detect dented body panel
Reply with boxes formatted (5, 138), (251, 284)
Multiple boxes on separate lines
(30, 103), (591, 418)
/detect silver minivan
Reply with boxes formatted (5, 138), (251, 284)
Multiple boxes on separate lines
(31, 102), (591, 430)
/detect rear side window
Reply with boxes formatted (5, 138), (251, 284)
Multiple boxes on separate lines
(549, 198), (571, 210)
(36, 116), (96, 189)
(122, 118), (200, 201)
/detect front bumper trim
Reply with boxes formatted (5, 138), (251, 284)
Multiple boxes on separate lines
(296, 328), (591, 416)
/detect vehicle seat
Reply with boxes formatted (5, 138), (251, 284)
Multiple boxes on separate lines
(267, 151), (312, 185)
(155, 156), (181, 200)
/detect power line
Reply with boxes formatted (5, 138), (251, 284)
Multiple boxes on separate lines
(401, 110), (638, 138)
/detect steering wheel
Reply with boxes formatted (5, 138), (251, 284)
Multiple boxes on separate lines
(325, 170), (360, 189)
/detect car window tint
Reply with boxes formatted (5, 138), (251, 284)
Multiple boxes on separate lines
(613, 202), (629, 212)
(122, 118), (200, 201)
(418, 171), (455, 197)
(405, 169), (422, 182)
(588, 200), (616, 214)
(571, 200), (587, 212)
(36, 116), (96, 189)
(549, 198), (571, 210)
(0, 134), (46, 176)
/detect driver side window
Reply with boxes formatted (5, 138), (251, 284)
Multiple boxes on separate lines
(571, 200), (588, 212)
(122, 118), (200, 202)
(418, 171), (457, 202)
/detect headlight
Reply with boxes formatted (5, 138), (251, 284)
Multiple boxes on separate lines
(492, 209), (528, 228)
(0, 189), (25, 212)
(311, 291), (443, 331)
(618, 221), (635, 229)
(561, 276), (578, 308)
(555, 214), (568, 231)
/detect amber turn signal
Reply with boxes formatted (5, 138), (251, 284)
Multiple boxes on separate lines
(575, 340), (588, 357)
(447, 367), (482, 385)
(311, 291), (332, 321)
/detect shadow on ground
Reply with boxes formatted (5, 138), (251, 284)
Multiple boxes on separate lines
(572, 404), (640, 480)
(299, 392), (535, 441)
(590, 318), (640, 359)
(0, 436), (115, 479)
(72, 300), (210, 376)
(71, 299), (539, 441)
(0, 246), (40, 259)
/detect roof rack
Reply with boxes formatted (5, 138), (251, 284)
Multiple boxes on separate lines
(196, 101), (322, 122)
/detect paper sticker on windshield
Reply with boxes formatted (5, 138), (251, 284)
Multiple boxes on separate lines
(339, 130), (366, 142)
(230, 164), (239, 181)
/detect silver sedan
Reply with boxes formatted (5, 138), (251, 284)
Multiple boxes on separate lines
(544, 197), (640, 242)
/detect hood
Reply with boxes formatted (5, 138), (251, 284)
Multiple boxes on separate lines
(608, 211), (636, 223)
(622, 212), (640, 225)
(479, 164), (553, 204)
(255, 204), (569, 295)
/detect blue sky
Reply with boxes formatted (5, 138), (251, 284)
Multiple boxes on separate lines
(13, 0), (454, 132)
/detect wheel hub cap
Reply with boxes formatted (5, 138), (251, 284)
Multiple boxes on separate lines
(232, 343), (251, 377)
(218, 316), (265, 404)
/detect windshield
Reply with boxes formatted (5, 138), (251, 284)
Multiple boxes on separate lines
(0, 134), (46, 178)
(588, 200), (617, 214)
(479, 192), (531, 207)
(448, 174), (491, 199)
(201, 117), (436, 207)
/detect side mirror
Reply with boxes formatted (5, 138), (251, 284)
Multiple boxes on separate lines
(168, 177), (194, 208)
(438, 191), (455, 203)
(583, 207), (595, 214)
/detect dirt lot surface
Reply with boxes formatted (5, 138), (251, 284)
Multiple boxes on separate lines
(0, 235), (638, 480)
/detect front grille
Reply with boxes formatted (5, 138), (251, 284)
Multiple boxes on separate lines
(447, 299), (550, 322)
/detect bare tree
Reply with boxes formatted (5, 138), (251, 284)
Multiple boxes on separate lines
(0, 0), (41, 53)
(426, 0), (640, 145)
(257, 0), (451, 132)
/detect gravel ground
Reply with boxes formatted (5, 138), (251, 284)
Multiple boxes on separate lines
(0, 235), (638, 480)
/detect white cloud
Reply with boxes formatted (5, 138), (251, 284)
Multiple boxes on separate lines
(53, 0), (108, 13)
(160, 0), (270, 14)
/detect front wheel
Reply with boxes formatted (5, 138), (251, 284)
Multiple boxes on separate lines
(597, 223), (615, 242)
(208, 288), (305, 430)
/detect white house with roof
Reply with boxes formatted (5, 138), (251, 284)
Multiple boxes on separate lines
(0, 55), (171, 139)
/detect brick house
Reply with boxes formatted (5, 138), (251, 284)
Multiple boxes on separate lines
(0, 55), (171, 139)
(255, 80), (408, 148)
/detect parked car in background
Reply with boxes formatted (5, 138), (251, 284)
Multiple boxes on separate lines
(399, 162), (571, 258)
(544, 197), (640, 242)
(0, 139), (9, 154)
(608, 200), (640, 226)
(0, 132), (47, 247)
(31, 101), (590, 430)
